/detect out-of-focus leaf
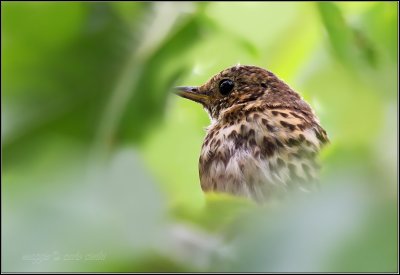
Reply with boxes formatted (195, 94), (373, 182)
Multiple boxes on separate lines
(91, 253), (197, 272)
(317, 2), (358, 65)
(317, 2), (380, 70)
(219, 179), (396, 272)
(173, 193), (255, 232)
(90, 3), (218, 159)
(115, 15), (215, 144)
(3, 147), (167, 272)
(353, 28), (378, 68)
(360, 2), (398, 62)
(110, 2), (151, 28)
(2, 2), (147, 167)
(326, 200), (397, 272)
(206, 2), (299, 48)
(316, 2), (397, 102)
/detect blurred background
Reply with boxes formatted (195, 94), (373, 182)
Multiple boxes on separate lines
(2, 2), (397, 272)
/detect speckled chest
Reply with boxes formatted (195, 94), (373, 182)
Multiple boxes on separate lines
(198, 106), (327, 201)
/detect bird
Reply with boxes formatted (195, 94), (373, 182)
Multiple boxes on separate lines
(175, 65), (328, 203)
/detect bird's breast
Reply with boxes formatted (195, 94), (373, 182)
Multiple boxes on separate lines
(199, 126), (283, 201)
(199, 109), (325, 201)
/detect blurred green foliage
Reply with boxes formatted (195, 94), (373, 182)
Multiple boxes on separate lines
(2, 2), (397, 272)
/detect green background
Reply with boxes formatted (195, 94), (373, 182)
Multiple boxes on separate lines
(2, 2), (398, 272)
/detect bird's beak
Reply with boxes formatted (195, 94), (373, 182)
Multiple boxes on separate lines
(174, 86), (209, 105)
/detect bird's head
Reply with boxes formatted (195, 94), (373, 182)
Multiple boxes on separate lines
(175, 65), (309, 121)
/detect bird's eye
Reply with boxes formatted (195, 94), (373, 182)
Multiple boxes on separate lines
(219, 79), (234, 96)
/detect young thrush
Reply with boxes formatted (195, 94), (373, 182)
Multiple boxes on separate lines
(176, 65), (328, 202)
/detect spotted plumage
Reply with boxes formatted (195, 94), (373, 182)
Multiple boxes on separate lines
(176, 65), (328, 202)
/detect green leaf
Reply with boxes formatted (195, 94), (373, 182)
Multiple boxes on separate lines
(317, 2), (358, 65)
(116, 15), (212, 144)
(2, 2), (147, 167)
(360, 2), (398, 62)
